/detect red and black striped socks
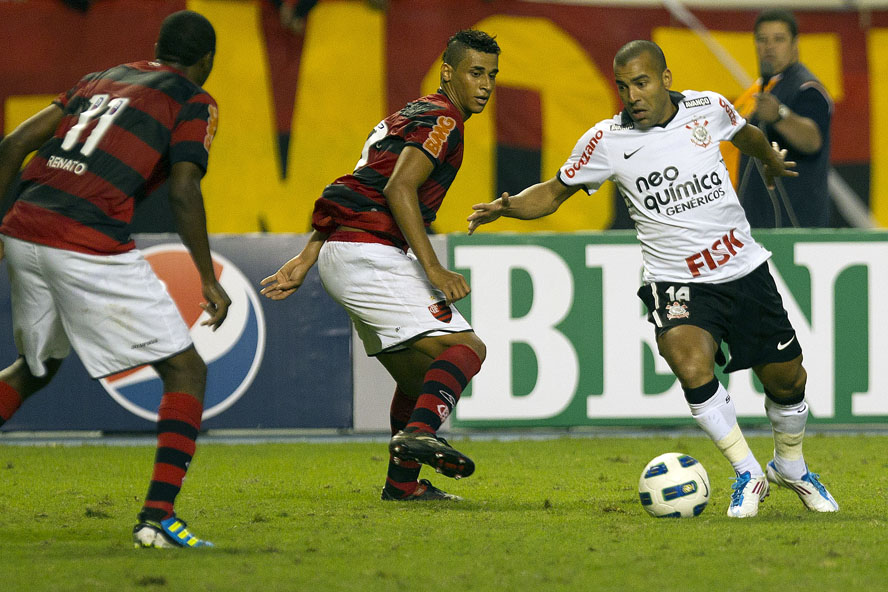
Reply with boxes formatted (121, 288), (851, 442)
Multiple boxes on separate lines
(405, 344), (482, 434)
(0, 382), (23, 426)
(384, 386), (422, 498)
(138, 392), (202, 523)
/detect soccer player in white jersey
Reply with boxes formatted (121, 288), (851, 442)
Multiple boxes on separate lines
(467, 40), (838, 518)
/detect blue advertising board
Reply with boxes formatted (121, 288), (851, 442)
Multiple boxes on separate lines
(0, 234), (352, 431)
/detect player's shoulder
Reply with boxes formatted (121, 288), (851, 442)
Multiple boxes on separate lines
(677, 89), (731, 111)
(399, 93), (456, 117)
(566, 117), (619, 160)
(678, 89), (742, 127)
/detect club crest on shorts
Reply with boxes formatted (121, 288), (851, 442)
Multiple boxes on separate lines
(665, 301), (690, 320)
(100, 245), (266, 422)
(686, 118), (712, 148)
(429, 300), (452, 323)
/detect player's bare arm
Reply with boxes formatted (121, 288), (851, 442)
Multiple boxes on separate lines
(0, 104), (63, 200)
(385, 145), (469, 304)
(730, 123), (798, 189)
(467, 176), (577, 234)
(0, 105), (64, 264)
(168, 160), (231, 330)
(260, 229), (328, 300)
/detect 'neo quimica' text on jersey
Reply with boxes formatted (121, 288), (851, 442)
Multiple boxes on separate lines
(558, 90), (770, 283)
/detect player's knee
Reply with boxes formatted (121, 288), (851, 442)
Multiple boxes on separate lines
(154, 347), (207, 393)
(764, 365), (807, 404)
(1, 356), (62, 398)
(664, 354), (711, 389)
(469, 338), (486, 364)
(453, 332), (486, 364)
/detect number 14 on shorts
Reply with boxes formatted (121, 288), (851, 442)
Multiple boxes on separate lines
(665, 285), (690, 320)
(666, 285), (690, 301)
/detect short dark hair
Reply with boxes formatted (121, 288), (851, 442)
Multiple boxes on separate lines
(614, 40), (667, 74)
(442, 29), (500, 67)
(155, 10), (216, 66)
(754, 9), (798, 38)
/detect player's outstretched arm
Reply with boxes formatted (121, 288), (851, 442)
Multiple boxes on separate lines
(467, 177), (577, 234)
(730, 123), (798, 189)
(260, 230), (328, 300)
(168, 161), (231, 331)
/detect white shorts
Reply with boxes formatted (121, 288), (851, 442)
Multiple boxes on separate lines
(318, 240), (472, 356)
(3, 236), (192, 378)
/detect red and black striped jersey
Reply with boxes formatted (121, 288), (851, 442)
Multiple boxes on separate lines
(0, 61), (218, 255)
(311, 92), (464, 246)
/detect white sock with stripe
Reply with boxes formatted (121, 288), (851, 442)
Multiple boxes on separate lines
(688, 382), (762, 477)
(765, 397), (808, 480)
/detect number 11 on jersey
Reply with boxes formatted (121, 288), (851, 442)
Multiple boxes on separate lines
(61, 93), (130, 157)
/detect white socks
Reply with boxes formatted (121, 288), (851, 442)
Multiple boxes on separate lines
(765, 397), (808, 480)
(688, 382), (762, 477)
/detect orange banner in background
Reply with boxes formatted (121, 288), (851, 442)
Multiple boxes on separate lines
(2, 0), (885, 230)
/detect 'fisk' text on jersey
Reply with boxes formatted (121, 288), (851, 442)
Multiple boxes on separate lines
(686, 229), (745, 277)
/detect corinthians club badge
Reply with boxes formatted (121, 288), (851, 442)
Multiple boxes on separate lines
(666, 301), (690, 320)
(687, 119), (711, 148)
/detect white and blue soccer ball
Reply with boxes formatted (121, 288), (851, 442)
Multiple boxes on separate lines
(638, 452), (710, 518)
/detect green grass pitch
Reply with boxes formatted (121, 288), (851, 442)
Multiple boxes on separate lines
(1, 434), (885, 591)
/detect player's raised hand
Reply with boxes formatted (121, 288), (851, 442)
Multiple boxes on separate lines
(260, 256), (311, 300)
(468, 192), (511, 235)
(200, 280), (231, 331)
(762, 141), (798, 189)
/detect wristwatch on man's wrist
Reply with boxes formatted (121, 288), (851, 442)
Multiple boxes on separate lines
(776, 103), (790, 121)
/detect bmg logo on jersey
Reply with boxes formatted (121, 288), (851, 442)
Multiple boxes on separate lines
(100, 245), (266, 422)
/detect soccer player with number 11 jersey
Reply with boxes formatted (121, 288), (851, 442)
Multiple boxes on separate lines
(468, 40), (838, 518)
(0, 10), (230, 548)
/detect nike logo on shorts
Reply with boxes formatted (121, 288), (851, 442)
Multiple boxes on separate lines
(777, 336), (796, 350)
(623, 147), (643, 159)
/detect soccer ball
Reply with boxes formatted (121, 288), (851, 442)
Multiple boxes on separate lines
(638, 452), (710, 518)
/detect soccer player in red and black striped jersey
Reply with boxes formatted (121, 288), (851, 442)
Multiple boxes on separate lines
(261, 30), (500, 501)
(0, 10), (231, 548)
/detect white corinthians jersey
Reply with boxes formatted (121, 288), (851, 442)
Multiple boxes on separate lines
(558, 90), (771, 284)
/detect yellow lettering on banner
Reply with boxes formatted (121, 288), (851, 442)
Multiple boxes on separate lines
(654, 28), (843, 103)
(4, 94), (57, 167)
(869, 29), (888, 227)
(422, 15), (616, 233)
(286, 1), (384, 231)
(655, 28), (844, 188)
(188, 0), (281, 232)
(189, 0), (383, 232)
